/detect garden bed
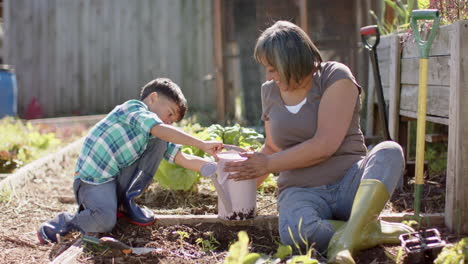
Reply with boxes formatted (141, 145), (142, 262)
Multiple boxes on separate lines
(0, 145), (460, 264)
(0, 119), (462, 263)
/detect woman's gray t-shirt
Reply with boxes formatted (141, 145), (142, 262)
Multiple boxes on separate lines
(261, 61), (367, 193)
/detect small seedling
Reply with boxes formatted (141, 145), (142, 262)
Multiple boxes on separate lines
(196, 233), (220, 252)
(174, 230), (189, 249)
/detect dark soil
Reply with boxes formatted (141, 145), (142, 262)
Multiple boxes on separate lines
(0, 124), (460, 263)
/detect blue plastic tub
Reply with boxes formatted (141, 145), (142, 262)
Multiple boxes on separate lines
(0, 66), (18, 118)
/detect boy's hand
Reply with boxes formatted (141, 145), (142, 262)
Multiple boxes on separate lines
(201, 141), (224, 157)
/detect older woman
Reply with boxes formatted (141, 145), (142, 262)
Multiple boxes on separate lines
(225, 21), (413, 263)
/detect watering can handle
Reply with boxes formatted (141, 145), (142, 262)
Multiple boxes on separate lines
(410, 9), (440, 59)
(360, 25), (380, 51)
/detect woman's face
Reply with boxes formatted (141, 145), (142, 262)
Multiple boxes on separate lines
(265, 64), (289, 91)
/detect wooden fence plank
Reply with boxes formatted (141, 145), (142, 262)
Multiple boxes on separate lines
(402, 23), (452, 58)
(5, 1), (215, 117)
(400, 84), (450, 119)
(446, 20), (468, 235)
(388, 34), (401, 141)
(401, 56), (450, 86)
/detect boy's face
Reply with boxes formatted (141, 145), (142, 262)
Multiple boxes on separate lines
(147, 92), (181, 124)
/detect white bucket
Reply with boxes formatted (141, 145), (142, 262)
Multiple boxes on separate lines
(216, 151), (257, 220)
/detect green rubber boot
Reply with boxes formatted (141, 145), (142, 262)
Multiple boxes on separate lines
(327, 179), (413, 264)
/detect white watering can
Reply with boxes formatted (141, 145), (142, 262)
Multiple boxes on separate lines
(201, 150), (257, 221)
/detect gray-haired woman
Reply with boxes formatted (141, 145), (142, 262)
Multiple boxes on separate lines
(224, 20), (413, 263)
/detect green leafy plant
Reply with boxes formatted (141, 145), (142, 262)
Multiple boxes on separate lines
(287, 218), (315, 256)
(175, 230), (190, 248)
(154, 124), (264, 191)
(0, 117), (61, 173)
(370, 0), (467, 36)
(0, 188), (12, 203)
(257, 174), (277, 194)
(434, 237), (468, 263)
(224, 231), (261, 264)
(370, 0), (417, 34)
(196, 233), (221, 252)
(224, 231), (317, 264)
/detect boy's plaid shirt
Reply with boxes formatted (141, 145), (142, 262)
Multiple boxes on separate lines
(74, 100), (181, 184)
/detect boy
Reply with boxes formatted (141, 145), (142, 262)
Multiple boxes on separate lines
(37, 78), (223, 244)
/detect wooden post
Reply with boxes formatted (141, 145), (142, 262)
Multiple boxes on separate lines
(446, 20), (468, 234)
(299, 0), (309, 36)
(213, 0), (226, 121)
(388, 34), (402, 141)
(51, 239), (83, 264)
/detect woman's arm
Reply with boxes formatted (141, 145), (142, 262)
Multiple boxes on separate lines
(226, 79), (358, 180)
(255, 121), (281, 187)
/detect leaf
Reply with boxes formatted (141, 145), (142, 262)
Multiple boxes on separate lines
(243, 253), (261, 264)
(286, 255), (319, 264)
(224, 231), (251, 264)
(274, 244), (292, 260)
(154, 159), (199, 191)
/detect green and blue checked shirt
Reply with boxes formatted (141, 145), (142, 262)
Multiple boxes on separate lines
(74, 100), (181, 184)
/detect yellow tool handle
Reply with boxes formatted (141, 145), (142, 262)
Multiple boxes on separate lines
(415, 59), (428, 185)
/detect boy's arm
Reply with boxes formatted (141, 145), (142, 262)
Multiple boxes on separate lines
(173, 150), (211, 172)
(151, 124), (223, 156)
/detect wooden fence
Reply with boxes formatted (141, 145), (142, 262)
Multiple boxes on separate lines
(4, 0), (215, 117)
(366, 21), (468, 234)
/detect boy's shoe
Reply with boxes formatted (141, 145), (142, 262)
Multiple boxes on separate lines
(37, 212), (75, 245)
(120, 170), (156, 226)
(117, 208), (156, 226)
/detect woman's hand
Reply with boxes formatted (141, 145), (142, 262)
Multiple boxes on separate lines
(224, 152), (270, 181)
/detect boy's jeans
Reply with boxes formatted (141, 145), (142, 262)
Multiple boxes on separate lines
(277, 141), (405, 253)
(70, 138), (167, 233)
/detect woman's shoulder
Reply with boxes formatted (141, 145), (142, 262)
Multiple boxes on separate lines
(320, 61), (352, 74)
(261, 80), (277, 96)
(261, 80), (276, 90)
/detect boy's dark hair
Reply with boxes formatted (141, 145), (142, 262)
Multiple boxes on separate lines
(140, 78), (187, 121)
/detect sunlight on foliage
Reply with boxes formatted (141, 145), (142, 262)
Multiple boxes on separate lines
(286, 252), (318, 264)
(257, 174), (277, 194)
(274, 244), (293, 260)
(434, 237), (468, 264)
(0, 188), (12, 203)
(0, 117), (61, 173)
(370, 0), (417, 34)
(224, 231), (259, 264)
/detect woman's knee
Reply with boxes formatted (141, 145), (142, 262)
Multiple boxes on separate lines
(371, 141), (405, 169)
(364, 141), (405, 192)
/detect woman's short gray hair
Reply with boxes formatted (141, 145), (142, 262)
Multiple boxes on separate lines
(254, 21), (322, 85)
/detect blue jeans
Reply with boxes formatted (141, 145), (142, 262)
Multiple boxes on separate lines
(277, 141), (405, 253)
(70, 138), (167, 233)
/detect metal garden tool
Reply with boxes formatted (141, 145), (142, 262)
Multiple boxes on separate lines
(82, 235), (162, 255)
(399, 228), (446, 263)
(410, 9), (440, 219)
(360, 25), (392, 141)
